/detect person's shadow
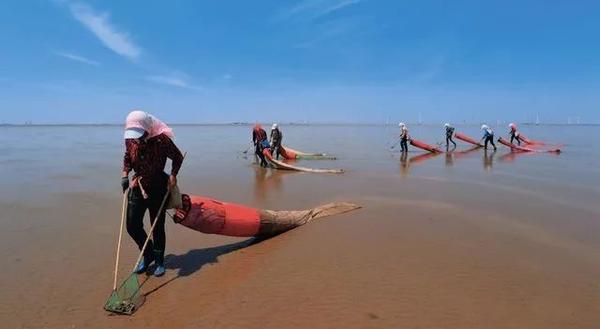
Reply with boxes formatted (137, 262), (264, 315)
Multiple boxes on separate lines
(143, 238), (262, 297)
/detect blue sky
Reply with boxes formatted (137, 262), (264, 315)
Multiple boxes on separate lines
(1, 0), (599, 124)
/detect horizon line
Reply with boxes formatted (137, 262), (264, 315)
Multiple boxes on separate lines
(1, 122), (598, 127)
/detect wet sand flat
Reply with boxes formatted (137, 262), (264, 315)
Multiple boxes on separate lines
(1, 125), (600, 328)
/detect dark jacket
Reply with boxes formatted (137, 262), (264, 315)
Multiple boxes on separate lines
(270, 128), (282, 146)
(252, 128), (267, 145)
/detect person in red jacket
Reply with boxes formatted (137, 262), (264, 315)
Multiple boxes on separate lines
(122, 110), (183, 277)
(508, 123), (524, 145)
(252, 124), (269, 167)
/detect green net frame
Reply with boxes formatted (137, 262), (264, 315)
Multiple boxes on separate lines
(104, 273), (145, 315)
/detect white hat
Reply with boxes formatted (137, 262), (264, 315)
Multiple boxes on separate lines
(272, 123), (278, 129)
(444, 123), (450, 127)
(398, 122), (405, 127)
(124, 110), (150, 139)
(481, 124), (489, 130)
(124, 127), (145, 139)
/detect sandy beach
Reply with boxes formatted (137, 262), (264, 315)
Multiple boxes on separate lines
(1, 124), (600, 328)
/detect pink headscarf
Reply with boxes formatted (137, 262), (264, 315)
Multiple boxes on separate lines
(125, 110), (174, 139)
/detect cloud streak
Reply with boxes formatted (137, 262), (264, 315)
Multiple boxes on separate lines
(54, 51), (100, 66)
(281, 0), (362, 21)
(318, 0), (361, 17)
(68, 2), (141, 60)
(293, 16), (365, 48)
(146, 74), (203, 91)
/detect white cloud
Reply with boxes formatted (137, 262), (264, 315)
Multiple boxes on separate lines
(280, 0), (362, 21)
(68, 2), (141, 60)
(293, 17), (361, 48)
(317, 0), (361, 17)
(146, 74), (203, 91)
(54, 51), (100, 66)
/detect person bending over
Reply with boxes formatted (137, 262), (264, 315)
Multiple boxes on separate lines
(508, 123), (524, 145)
(480, 124), (497, 151)
(445, 123), (456, 149)
(252, 124), (268, 167)
(122, 110), (183, 277)
(399, 122), (409, 153)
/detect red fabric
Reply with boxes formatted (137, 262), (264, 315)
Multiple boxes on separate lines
(519, 134), (546, 145)
(263, 148), (274, 160)
(123, 133), (184, 188)
(279, 146), (296, 159)
(498, 137), (561, 153)
(455, 132), (482, 146)
(498, 137), (532, 151)
(220, 201), (261, 237)
(177, 195), (260, 237)
(410, 139), (442, 153)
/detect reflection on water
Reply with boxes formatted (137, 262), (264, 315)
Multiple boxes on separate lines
(498, 150), (562, 163)
(252, 165), (299, 202)
(400, 151), (443, 177)
(445, 144), (458, 153)
(499, 151), (526, 163)
(397, 145), (560, 175)
(399, 145), (506, 176)
(399, 152), (408, 176)
(483, 149), (496, 171)
(445, 153), (454, 167)
(454, 146), (482, 158)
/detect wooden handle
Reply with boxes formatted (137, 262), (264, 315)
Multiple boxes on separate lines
(112, 189), (128, 290)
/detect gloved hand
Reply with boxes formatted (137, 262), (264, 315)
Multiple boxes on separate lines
(121, 176), (129, 193)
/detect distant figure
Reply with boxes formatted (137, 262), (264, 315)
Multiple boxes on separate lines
(122, 110), (184, 277)
(444, 123), (456, 149)
(270, 123), (283, 159)
(399, 122), (409, 153)
(252, 124), (269, 167)
(480, 124), (497, 151)
(508, 123), (523, 145)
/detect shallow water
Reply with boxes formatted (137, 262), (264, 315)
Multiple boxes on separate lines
(1, 124), (600, 328)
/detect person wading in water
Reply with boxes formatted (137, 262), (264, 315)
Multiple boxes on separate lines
(480, 124), (497, 151)
(399, 122), (409, 153)
(269, 123), (283, 160)
(252, 124), (269, 167)
(121, 110), (184, 277)
(445, 123), (457, 150)
(508, 123), (524, 145)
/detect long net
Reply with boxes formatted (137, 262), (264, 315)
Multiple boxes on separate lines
(104, 272), (145, 315)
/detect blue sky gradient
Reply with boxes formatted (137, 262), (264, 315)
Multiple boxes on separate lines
(1, 0), (599, 124)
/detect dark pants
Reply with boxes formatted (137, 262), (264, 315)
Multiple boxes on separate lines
(400, 138), (408, 152)
(484, 135), (497, 150)
(510, 134), (522, 145)
(271, 142), (281, 159)
(255, 143), (268, 167)
(446, 136), (456, 148)
(126, 174), (168, 266)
